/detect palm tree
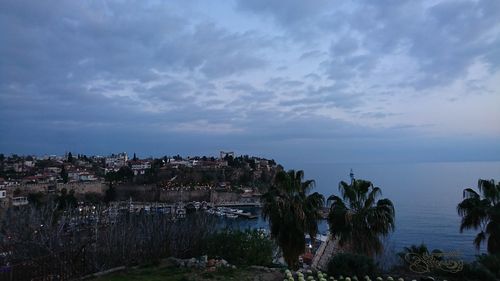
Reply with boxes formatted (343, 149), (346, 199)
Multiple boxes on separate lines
(457, 179), (500, 254)
(327, 175), (395, 256)
(397, 243), (443, 263)
(261, 170), (324, 269)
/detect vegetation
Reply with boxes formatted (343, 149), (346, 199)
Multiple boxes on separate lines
(56, 187), (77, 209)
(261, 170), (324, 269)
(327, 253), (377, 278)
(282, 269), (413, 281)
(95, 265), (281, 281)
(204, 229), (275, 266)
(327, 177), (395, 256)
(444, 254), (500, 281)
(397, 243), (443, 264)
(0, 206), (219, 279)
(457, 179), (500, 254)
(105, 166), (134, 185)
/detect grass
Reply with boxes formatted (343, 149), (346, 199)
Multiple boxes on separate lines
(93, 264), (282, 281)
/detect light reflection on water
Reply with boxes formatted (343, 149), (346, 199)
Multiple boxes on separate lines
(220, 161), (499, 261)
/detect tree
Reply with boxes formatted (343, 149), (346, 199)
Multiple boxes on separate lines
(13, 187), (21, 197)
(117, 166), (134, 181)
(60, 165), (68, 183)
(133, 153), (137, 161)
(104, 186), (116, 204)
(397, 243), (443, 265)
(457, 179), (500, 254)
(67, 152), (73, 163)
(327, 175), (395, 256)
(27, 192), (46, 207)
(56, 188), (77, 210)
(261, 170), (324, 269)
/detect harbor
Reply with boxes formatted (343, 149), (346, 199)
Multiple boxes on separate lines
(205, 206), (258, 219)
(108, 200), (260, 220)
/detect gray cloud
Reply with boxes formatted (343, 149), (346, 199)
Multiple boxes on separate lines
(0, 0), (498, 162)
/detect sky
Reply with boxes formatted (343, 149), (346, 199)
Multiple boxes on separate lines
(1, 0), (499, 165)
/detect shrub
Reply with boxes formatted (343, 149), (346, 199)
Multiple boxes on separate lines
(204, 229), (274, 266)
(327, 253), (377, 278)
(397, 243), (443, 264)
(476, 254), (500, 278)
(436, 254), (500, 281)
(458, 262), (497, 281)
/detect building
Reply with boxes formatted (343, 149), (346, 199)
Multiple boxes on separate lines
(78, 172), (97, 181)
(12, 196), (28, 207)
(220, 151), (235, 159)
(105, 152), (128, 170)
(0, 189), (8, 208)
(130, 161), (151, 176)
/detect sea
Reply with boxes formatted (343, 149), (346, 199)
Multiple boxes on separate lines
(224, 161), (500, 262)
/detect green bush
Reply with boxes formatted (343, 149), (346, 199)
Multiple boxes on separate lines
(327, 253), (377, 278)
(458, 262), (497, 281)
(204, 229), (274, 266)
(439, 254), (500, 281)
(476, 254), (500, 278)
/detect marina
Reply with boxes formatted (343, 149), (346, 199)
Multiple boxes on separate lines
(205, 206), (258, 219)
(108, 200), (259, 220)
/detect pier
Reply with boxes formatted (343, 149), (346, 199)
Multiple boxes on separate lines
(213, 201), (261, 207)
(109, 200), (260, 219)
(223, 209), (258, 219)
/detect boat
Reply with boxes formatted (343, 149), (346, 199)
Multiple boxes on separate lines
(176, 208), (186, 219)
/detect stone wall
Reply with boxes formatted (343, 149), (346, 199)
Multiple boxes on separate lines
(113, 184), (246, 203)
(159, 190), (210, 202)
(17, 182), (105, 194)
(58, 182), (105, 194)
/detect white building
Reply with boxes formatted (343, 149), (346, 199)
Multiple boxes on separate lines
(131, 161), (151, 175)
(12, 196), (28, 206)
(220, 151), (235, 159)
(79, 172), (97, 181)
(105, 152), (128, 168)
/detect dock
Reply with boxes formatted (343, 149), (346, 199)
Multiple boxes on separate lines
(108, 200), (261, 219)
(224, 210), (258, 219)
(213, 201), (261, 207)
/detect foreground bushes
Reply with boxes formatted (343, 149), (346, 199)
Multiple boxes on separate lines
(441, 254), (500, 281)
(204, 229), (275, 266)
(327, 253), (377, 278)
(0, 205), (218, 279)
(284, 269), (413, 281)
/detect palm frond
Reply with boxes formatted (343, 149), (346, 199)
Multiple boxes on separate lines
(478, 179), (499, 204)
(365, 186), (382, 209)
(473, 231), (486, 250)
(463, 188), (480, 199)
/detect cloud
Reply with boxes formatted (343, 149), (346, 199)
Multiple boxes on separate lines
(0, 0), (499, 162)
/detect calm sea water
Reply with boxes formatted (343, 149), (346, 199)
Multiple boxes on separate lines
(227, 161), (500, 261)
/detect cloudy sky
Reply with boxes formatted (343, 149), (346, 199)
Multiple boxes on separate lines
(1, 0), (499, 164)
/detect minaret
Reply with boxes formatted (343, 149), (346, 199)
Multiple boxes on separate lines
(349, 168), (355, 184)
